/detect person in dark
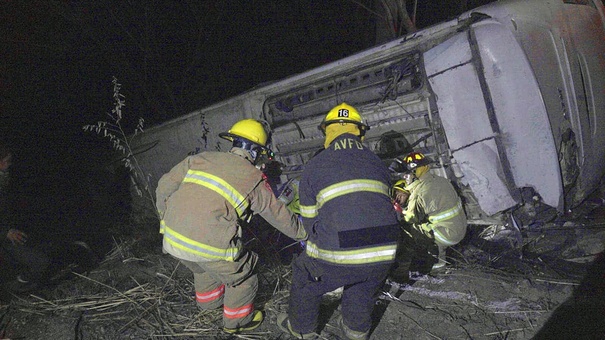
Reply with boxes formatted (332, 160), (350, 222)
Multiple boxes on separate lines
(532, 248), (605, 339)
(0, 143), (98, 295)
(0, 143), (50, 292)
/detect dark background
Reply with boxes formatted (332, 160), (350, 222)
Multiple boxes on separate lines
(0, 1), (493, 244)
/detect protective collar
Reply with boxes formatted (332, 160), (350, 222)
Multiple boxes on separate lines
(324, 123), (362, 148)
(229, 147), (255, 163)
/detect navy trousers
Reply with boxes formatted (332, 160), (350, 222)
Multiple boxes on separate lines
(288, 252), (391, 334)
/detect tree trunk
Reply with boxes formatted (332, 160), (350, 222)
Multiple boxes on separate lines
(375, 0), (417, 44)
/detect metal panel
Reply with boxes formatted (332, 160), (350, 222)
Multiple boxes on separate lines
(455, 141), (517, 216)
(425, 31), (517, 215)
(474, 21), (562, 210)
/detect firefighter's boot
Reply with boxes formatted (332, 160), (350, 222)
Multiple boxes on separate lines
(277, 313), (318, 339)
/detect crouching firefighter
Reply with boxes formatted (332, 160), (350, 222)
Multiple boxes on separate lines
(155, 119), (307, 334)
(388, 151), (467, 281)
(277, 103), (400, 340)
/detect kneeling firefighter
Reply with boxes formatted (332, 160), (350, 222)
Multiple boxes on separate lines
(156, 119), (307, 334)
(278, 103), (400, 340)
(388, 151), (467, 281)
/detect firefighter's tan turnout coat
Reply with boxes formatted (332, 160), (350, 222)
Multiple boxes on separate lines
(404, 171), (467, 246)
(156, 148), (306, 329)
(156, 148), (307, 263)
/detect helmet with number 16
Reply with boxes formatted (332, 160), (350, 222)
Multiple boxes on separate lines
(318, 103), (370, 136)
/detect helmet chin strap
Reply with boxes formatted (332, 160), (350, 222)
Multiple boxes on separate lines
(403, 172), (417, 186)
(233, 138), (259, 162)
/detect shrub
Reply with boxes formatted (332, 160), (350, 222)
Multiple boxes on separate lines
(83, 77), (160, 227)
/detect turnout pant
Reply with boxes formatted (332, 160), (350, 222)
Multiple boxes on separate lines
(288, 252), (391, 335)
(389, 223), (440, 281)
(179, 251), (258, 329)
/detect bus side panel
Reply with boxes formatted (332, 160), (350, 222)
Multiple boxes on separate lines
(130, 101), (250, 196)
(424, 31), (517, 216)
(473, 21), (562, 210)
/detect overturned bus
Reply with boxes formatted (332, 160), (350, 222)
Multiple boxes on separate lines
(130, 0), (605, 227)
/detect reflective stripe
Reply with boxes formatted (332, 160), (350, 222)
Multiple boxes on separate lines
(433, 229), (458, 246)
(224, 303), (253, 319)
(299, 204), (317, 218)
(196, 284), (225, 303)
(300, 179), (390, 218)
(159, 219), (166, 234)
(305, 241), (397, 265)
(183, 170), (250, 217)
(163, 225), (241, 261)
(403, 210), (415, 223)
(428, 201), (463, 223)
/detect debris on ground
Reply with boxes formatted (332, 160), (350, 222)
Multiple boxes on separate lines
(1, 201), (604, 339)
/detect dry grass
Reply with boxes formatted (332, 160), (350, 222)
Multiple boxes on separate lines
(2, 237), (294, 339)
(2, 221), (597, 339)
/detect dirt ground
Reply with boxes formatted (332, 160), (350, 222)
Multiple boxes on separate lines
(1, 204), (605, 340)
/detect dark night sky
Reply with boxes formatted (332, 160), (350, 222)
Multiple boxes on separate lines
(0, 0), (488, 235)
(0, 0), (381, 235)
(1, 1), (380, 161)
(0, 1), (488, 144)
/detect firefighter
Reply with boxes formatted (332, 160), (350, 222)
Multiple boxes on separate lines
(277, 103), (400, 340)
(155, 119), (307, 334)
(388, 151), (467, 282)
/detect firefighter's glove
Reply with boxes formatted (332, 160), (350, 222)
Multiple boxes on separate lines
(286, 200), (301, 215)
(418, 223), (434, 236)
(294, 215), (308, 241)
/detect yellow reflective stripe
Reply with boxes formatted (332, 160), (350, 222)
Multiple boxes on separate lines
(183, 170), (249, 216)
(159, 219), (166, 234)
(428, 201), (462, 223)
(299, 204), (317, 218)
(305, 241), (397, 264)
(403, 210), (414, 223)
(433, 228), (458, 246)
(300, 180), (390, 218)
(163, 225), (240, 261)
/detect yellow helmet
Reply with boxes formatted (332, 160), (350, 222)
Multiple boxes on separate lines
(219, 119), (268, 147)
(318, 103), (370, 135)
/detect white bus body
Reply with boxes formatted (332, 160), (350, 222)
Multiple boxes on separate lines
(131, 0), (605, 225)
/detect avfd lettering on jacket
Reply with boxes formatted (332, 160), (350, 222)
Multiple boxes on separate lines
(299, 133), (400, 266)
(332, 138), (364, 150)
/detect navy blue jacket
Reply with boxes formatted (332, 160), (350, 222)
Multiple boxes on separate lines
(299, 133), (399, 265)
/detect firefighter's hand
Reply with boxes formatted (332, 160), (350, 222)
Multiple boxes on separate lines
(394, 190), (410, 206)
(419, 223), (434, 235)
(6, 228), (27, 246)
